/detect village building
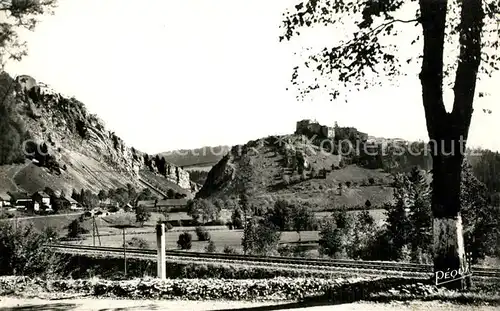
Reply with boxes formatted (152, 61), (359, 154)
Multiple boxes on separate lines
(295, 119), (335, 139)
(137, 198), (188, 212)
(32, 191), (52, 212)
(7, 192), (31, 210)
(61, 196), (82, 210)
(0, 192), (11, 209)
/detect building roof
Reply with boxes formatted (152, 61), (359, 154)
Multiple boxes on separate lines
(8, 191), (30, 201)
(136, 199), (188, 208)
(33, 191), (50, 198)
(63, 196), (78, 204)
(156, 199), (188, 207)
(0, 192), (10, 200)
(137, 200), (155, 207)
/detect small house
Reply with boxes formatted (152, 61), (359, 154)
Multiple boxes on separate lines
(0, 192), (11, 208)
(136, 200), (156, 208)
(8, 192), (31, 210)
(62, 196), (81, 210)
(156, 199), (188, 208)
(32, 191), (52, 212)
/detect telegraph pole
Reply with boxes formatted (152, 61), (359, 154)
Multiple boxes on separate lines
(95, 218), (101, 246)
(122, 227), (127, 277)
(92, 216), (96, 246)
(156, 223), (166, 279)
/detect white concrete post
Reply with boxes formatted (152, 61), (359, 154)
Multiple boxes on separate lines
(156, 223), (166, 279)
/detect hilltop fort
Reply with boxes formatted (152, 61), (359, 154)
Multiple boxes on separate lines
(295, 119), (335, 139)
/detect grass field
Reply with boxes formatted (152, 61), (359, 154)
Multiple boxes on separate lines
(4, 212), (84, 232)
(71, 209), (388, 253)
(72, 229), (320, 253)
(11, 208), (388, 254)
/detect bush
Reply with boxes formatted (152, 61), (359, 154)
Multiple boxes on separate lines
(135, 205), (151, 226)
(180, 219), (200, 227)
(177, 232), (192, 250)
(204, 219), (225, 226)
(0, 222), (61, 277)
(126, 237), (149, 249)
(223, 246), (237, 254)
(278, 244), (293, 257)
(67, 219), (88, 239)
(231, 208), (244, 229)
(368, 177), (375, 185)
(205, 240), (217, 253)
(0, 212), (14, 219)
(195, 226), (211, 241)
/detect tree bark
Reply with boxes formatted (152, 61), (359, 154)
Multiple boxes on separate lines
(419, 0), (483, 290)
(431, 152), (468, 290)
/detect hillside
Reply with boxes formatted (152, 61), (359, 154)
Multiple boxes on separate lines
(195, 126), (500, 211)
(0, 72), (194, 197)
(195, 133), (395, 211)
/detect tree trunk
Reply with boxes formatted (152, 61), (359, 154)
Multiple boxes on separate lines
(419, 0), (483, 290)
(431, 152), (469, 289)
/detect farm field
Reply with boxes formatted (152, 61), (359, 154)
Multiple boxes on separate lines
(9, 208), (389, 254)
(70, 229), (321, 252)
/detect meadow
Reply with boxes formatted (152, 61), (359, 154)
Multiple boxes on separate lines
(67, 209), (388, 253)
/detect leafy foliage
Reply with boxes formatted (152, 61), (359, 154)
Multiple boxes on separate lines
(280, 0), (499, 101)
(267, 199), (294, 231)
(126, 237), (149, 249)
(195, 226), (211, 241)
(135, 205), (151, 226)
(231, 208), (244, 229)
(0, 72), (29, 165)
(0, 221), (61, 277)
(0, 0), (58, 69)
(223, 245), (237, 254)
(205, 240), (217, 253)
(461, 161), (500, 262)
(177, 232), (192, 250)
(67, 218), (88, 239)
(292, 204), (316, 240)
(242, 217), (281, 256)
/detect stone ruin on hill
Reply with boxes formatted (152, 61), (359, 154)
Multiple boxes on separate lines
(295, 119), (335, 139)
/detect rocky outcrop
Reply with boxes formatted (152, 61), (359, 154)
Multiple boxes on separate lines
(8, 74), (192, 193)
(195, 152), (235, 198)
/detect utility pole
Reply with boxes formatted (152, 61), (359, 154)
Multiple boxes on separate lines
(156, 223), (166, 279)
(95, 217), (101, 246)
(122, 228), (127, 277)
(92, 216), (96, 246)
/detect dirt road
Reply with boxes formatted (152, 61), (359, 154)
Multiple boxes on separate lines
(0, 297), (497, 311)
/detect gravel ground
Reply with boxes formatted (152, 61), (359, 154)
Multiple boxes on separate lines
(0, 297), (498, 311)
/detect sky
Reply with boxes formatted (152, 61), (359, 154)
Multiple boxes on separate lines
(5, 0), (500, 154)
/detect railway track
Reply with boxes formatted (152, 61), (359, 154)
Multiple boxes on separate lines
(48, 243), (500, 278)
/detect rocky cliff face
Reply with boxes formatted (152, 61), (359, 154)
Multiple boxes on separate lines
(195, 151), (235, 198)
(2, 74), (191, 194)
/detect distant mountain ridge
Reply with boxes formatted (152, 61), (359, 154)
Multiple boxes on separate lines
(159, 145), (231, 169)
(0, 72), (194, 197)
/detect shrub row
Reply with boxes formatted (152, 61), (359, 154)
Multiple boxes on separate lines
(89, 277), (360, 300)
(0, 276), (375, 301)
(59, 254), (354, 280)
(1, 275), (498, 303)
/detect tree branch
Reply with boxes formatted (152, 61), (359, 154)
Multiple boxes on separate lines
(419, 0), (449, 140)
(451, 0), (484, 140)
